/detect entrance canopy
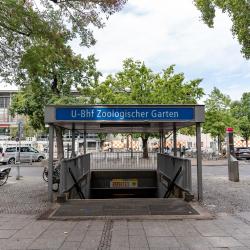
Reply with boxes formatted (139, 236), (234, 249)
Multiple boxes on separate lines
(45, 104), (205, 133)
(45, 104), (205, 202)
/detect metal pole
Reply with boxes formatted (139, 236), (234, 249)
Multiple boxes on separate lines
(196, 122), (203, 201)
(173, 123), (177, 156)
(160, 130), (164, 153)
(84, 129), (87, 155)
(48, 124), (54, 202)
(71, 124), (76, 158)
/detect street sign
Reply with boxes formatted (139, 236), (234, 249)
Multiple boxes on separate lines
(56, 107), (195, 121)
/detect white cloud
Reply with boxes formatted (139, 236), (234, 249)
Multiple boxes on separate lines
(72, 0), (249, 101)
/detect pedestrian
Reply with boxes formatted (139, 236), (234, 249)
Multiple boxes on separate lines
(164, 146), (171, 155)
(181, 145), (186, 157)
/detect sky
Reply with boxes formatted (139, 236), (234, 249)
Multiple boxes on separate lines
(72, 0), (250, 101)
(2, 0), (249, 102)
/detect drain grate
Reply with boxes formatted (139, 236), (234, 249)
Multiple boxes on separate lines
(98, 220), (113, 250)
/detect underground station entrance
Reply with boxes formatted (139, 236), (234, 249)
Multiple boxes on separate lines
(45, 105), (205, 219)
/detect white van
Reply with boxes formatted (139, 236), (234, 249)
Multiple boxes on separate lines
(0, 146), (45, 164)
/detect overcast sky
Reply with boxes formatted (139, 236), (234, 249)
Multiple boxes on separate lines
(73, 0), (250, 101)
(2, 0), (249, 101)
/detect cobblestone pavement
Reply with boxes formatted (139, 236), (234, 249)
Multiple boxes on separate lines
(192, 162), (250, 215)
(0, 176), (49, 215)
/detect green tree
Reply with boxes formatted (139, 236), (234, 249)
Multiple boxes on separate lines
(83, 58), (204, 157)
(203, 87), (235, 152)
(194, 0), (250, 59)
(231, 92), (250, 146)
(0, 0), (125, 159)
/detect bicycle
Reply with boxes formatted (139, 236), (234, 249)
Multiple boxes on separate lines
(0, 167), (11, 186)
(42, 164), (60, 192)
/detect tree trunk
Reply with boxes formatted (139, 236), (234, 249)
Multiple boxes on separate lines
(142, 135), (149, 158)
(218, 135), (222, 155)
(55, 126), (64, 161)
(246, 138), (249, 147)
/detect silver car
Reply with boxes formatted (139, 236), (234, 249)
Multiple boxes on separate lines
(0, 146), (45, 165)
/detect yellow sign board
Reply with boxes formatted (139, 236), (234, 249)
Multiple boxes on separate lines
(110, 178), (138, 188)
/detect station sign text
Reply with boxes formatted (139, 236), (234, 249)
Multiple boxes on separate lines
(56, 107), (194, 121)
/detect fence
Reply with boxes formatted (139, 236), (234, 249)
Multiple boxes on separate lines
(185, 151), (220, 160)
(90, 152), (157, 170)
(59, 154), (90, 198)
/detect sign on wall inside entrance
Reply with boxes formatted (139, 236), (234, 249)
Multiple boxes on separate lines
(55, 107), (194, 121)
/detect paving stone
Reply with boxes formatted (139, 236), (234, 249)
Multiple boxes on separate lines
(49, 221), (77, 231)
(28, 237), (65, 249)
(167, 221), (200, 236)
(229, 247), (250, 250)
(0, 219), (33, 230)
(110, 247), (129, 250)
(237, 212), (250, 222)
(206, 236), (244, 247)
(0, 238), (33, 249)
(0, 229), (17, 239)
(147, 236), (180, 248)
(0, 177), (49, 215)
(12, 221), (52, 239)
(129, 248), (149, 250)
(59, 241), (81, 250)
(113, 220), (128, 230)
(65, 229), (86, 242)
(79, 234), (102, 249)
(143, 224), (173, 237)
(111, 235), (129, 248)
(191, 221), (229, 236)
(129, 228), (146, 236)
(84, 230), (103, 237)
(176, 236), (212, 248)
(88, 221), (105, 231)
(129, 235), (149, 248)
(111, 228), (129, 236)
(38, 229), (68, 239)
(233, 232), (250, 240)
(128, 221), (143, 229)
(74, 221), (92, 230)
(238, 238), (250, 247)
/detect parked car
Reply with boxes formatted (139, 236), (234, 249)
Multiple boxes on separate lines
(0, 146), (45, 165)
(234, 147), (250, 160)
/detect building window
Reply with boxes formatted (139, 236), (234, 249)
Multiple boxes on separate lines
(0, 97), (10, 108)
(88, 141), (96, 148)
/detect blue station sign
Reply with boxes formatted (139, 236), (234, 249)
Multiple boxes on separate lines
(55, 107), (194, 121)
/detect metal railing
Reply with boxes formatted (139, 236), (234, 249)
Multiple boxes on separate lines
(90, 152), (157, 170)
(157, 154), (192, 195)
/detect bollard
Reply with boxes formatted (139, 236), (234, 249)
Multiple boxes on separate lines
(229, 155), (239, 182)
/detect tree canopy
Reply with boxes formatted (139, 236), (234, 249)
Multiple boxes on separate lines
(194, 0), (250, 59)
(82, 58), (204, 105)
(0, 0), (126, 84)
(203, 87), (236, 151)
(1, 0), (125, 159)
(81, 58), (204, 157)
(231, 92), (250, 146)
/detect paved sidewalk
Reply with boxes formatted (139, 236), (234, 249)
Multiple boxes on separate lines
(1, 212), (250, 249)
(1, 161), (250, 249)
